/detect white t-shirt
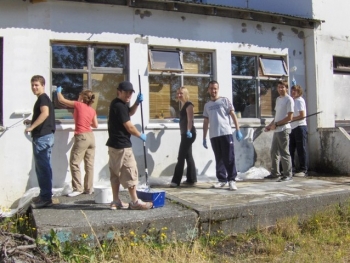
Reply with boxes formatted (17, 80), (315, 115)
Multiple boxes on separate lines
(291, 96), (307, 129)
(203, 97), (234, 139)
(274, 95), (294, 133)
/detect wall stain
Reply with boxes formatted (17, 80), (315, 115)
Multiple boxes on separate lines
(291, 28), (299, 34)
(293, 50), (296, 56)
(277, 32), (284, 42)
(242, 23), (247, 27)
(134, 9), (152, 19)
(298, 31), (305, 39)
(181, 16), (186, 21)
(271, 26), (276, 31)
(256, 24), (263, 34)
(242, 28), (247, 33)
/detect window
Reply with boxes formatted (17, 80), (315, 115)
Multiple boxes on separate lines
(148, 49), (213, 120)
(149, 49), (183, 72)
(0, 38), (2, 126)
(51, 43), (127, 120)
(333, 56), (350, 74)
(232, 55), (287, 118)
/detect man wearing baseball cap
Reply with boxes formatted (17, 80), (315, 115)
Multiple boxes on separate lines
(106, 81), (153, 210)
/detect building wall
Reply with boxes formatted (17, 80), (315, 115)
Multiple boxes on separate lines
(1, 0), (309, 207)
(202, 0), (314, 18)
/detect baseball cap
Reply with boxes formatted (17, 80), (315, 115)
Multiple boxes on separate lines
(118, 81), (135, 93)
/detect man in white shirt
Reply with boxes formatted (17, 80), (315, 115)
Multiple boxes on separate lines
(264, 80), (294, 181)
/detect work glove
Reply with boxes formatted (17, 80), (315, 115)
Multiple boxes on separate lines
(139, 133), (146, 142)
(236, 130), (243, 142)
(172, 118), (180, 123)
(136, 93), (143, 105)
(203, 139), (208, 149)
(56, 86), (62, 93)
(186, 130), (192, 138)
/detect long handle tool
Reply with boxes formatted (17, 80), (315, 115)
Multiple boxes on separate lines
(138, 70), (149, 188)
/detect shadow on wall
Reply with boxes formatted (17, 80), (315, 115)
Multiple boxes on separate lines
(132, 124), (165, 178)
(25, 131), (74, 191)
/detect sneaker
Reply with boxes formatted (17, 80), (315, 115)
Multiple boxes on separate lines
(278, 176), (293, 182)
(68, 191), (83, 197)
(264, 174), (280, 179)
(181, 181), (197, 186)
(212, 182), (228, 188)
(294, 171), (308, 177)
(31, 198), (53, 209)
(110, 200), (129, 210)
(129, 199), (153, 210)
(32, 196), (41, 203)
(229, 181), (237, 191)
(83, 190), (94, 195)
(169, 182), (178, 188)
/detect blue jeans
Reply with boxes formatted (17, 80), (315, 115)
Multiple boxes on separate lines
(32, 133), (54, 201)
(289, 125), (308, 172)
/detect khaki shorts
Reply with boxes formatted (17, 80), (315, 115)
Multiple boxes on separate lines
(108, 147), (138, 189)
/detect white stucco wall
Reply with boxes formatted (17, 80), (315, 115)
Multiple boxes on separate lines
(0, 0), (309, 207)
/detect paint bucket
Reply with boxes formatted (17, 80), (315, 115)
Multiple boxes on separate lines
(94, 185), (113, 204)
(136, 189), (166, 208)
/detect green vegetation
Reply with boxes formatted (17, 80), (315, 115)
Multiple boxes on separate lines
(2, 202), (350, 262)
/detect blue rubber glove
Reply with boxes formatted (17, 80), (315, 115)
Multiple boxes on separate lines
(139, 133), (146, 142)
(292, 77), (297, 86)
(172, 118), (180, 123)
(186, 130), (192, 138)
(203, 139), (208, 149)
(136, 93), (143, 104)
(56, 86), (62, 93)
(236, 130), (243, 142)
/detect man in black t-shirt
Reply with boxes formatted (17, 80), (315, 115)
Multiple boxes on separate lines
(106, 81), (152, 210)
(24, 75), (56, 209)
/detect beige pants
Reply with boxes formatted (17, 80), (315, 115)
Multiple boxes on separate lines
(70, 132), (95, 193)
(108, 147), (138, 189)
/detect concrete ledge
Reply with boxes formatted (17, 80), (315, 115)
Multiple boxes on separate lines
(32, 178), (350, 243)
(33, 192), (198, 243)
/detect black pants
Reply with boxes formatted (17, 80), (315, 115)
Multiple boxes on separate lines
(171, 133), (197, 185)
(210, 134), (237, 182)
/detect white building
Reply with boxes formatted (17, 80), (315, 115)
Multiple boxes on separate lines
(1, 0), (349, 208)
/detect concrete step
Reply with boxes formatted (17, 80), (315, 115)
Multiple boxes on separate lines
(31, 176), (350, 244)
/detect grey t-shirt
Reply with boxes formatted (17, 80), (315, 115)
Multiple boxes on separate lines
(274, 95), (294, 132)
(203, 97), (234, 139)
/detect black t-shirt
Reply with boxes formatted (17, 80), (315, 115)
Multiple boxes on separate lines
(179, 101), (196, 135)
(31, 93), (56, 138)
(106, 97), (132, 149)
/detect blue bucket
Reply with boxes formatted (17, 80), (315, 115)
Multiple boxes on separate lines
(136, 189), (166, 208)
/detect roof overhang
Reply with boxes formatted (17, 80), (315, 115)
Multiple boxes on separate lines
(29, 0), (324, 29)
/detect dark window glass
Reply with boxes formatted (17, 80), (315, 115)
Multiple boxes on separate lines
(94, 48), (125, 68)
(52, 45), (87, 69)
(232, 55), (256, 76)
(232, 79), (257, 117)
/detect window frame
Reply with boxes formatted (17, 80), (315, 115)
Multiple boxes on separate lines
(149, 49), (184, 72)
(148, 47), (214, 122)
(232, 53), (289, 120)
(259, 56), (288, 77)
(51, 42), (128, 122)
(0, 37), (3, 127)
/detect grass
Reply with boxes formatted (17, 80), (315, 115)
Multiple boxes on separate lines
(2, 202), (350, 262)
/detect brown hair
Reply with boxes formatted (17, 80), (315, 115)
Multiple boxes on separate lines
(80, 90), (95, 106)
(291, 85), (303, 97)
(277, 80), (289, 89)
(31, 75), (45, 86)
